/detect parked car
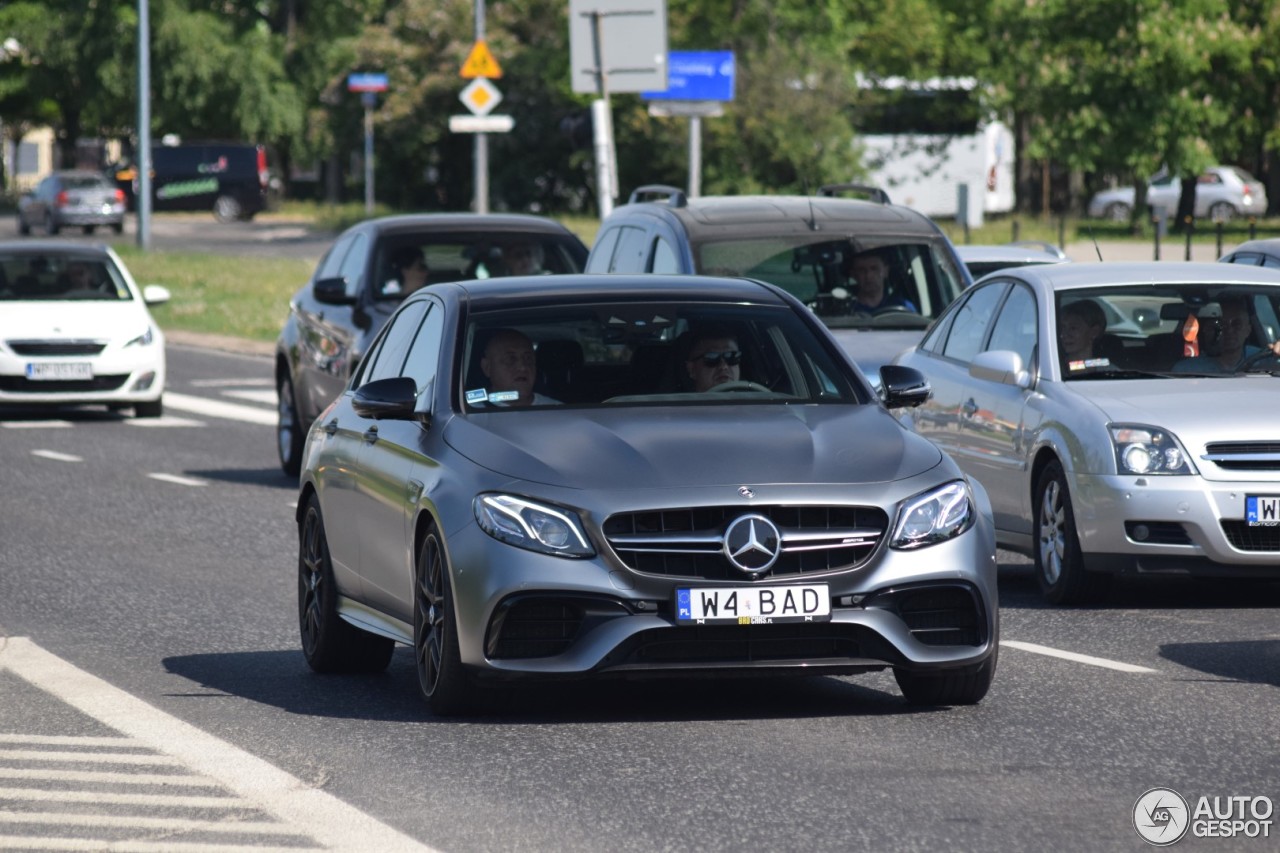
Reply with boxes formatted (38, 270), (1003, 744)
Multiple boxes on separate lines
(892, 261), (1280, 604)
(111, 141), (282, 221)
(584, 184), (973, 380)
(955, 241), (1070, 280)
(295, 273), (998, 714)
(0, 242), (169, 417)
(1087, 166), (1267, 223)
(275, 214), (589, 475)
(17, 171), (127, 236)
(1219, 238), (1280, 270)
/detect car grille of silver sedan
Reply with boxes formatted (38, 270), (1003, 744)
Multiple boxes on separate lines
(1202, 442), (1280, 471)
(6, 339), (107, 356)
(602, 505), (888, 580)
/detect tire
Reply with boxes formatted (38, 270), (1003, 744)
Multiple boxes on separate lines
(277, 372), (305, 477)
(1103, 202), (1131, 222)
(17, 215), (30, 236)
(297, 495), (395, 673)
(1208, 202), (1236, 224)
(134, 398), (163, 419)
(45, 212), (60, 236)
(415, 526), (478, 716)
(213, 194), (242, 223)
(895, 643), (997, 706)
(111, 222), (124, 235)
(1034, 461), (1110, 605)
(83, 225), (96, 235)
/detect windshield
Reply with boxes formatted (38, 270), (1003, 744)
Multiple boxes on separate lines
(693, 236), (966, 329)
(374, 234), (585, 300)
(1057, 284), (1280, 378)
(462, 300), (871, 410)
(0, 253), (132, 302)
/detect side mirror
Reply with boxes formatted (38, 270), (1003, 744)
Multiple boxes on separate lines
(313, 276), (355, 306)
(879, 364), (931, 409)
(352, 376), (423, 422)
(970, 350), (1031, 389)
(141, 284), (171, 306)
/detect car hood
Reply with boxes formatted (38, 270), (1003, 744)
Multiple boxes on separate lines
(828, 328), (924, 379)
(0, 300), (151, 343)
(444, 404), (943, 489)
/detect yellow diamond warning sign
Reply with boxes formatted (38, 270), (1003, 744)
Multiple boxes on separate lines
(459, 78), (503, 116)
(460, 40), (503, 79)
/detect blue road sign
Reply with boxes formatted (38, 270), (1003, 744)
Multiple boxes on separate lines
(642, 51), (735, 102)
(347, 72), (388, 93)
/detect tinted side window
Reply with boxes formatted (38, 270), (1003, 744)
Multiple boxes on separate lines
(1263, 255), (1280, 270)
(363, 302), (428, 385)
(985, 284), (1038, 368)
(585, 228), (621, 273)
(650, 236), (679, 274)
(339, 233), (369, 299)
(316, 234), (355, 281)
(942, 282), (1007, 363)
(402, 304), (445, 393)
(1226, 252), (1262, 266)
(609, 226), (649, 272)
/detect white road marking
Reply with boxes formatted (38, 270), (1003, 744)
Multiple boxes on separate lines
(0, 812), (309, 835)
(222, 389), (277, 406)
(0, 748), (182, 765)
(0, 839), (317, 853)
(1001, 640), (1158, 673)
(0, 786), (249, 807)
(0, 637), (439, 852)
(126, 415), (205, 427)
(164, 391), (276, 426)
(2, 420), (73, 429)
(0, 734), (135, 746)
(0, 767), (212, 786)
(30, 449), (82, 463)
(147, 473), (209, 487)
(190, 378), (275, 388)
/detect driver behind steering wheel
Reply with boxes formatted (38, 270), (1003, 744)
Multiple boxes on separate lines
(845, 248), (917, 315)
(684, 327), (744, 391)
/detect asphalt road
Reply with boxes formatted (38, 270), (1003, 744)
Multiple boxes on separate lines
(2, 344), (1279, 852)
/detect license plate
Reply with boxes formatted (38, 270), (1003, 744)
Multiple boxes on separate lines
(1246, 495), (1280, 527)
(676, 584), (830, 625)
(26, 362), (93, 381)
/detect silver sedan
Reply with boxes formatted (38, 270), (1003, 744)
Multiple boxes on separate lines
(894, 262), (1280, 604)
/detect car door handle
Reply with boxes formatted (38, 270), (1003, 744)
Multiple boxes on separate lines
(323, 419), (339, 436)
(362, 425), (379, 443)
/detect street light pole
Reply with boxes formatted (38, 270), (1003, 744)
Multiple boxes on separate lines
(473, 0), (489, 213)
(136, 0), (152, 250)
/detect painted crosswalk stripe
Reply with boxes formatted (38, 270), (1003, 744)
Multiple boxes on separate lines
(0, 748), (182, 765)
(30, 449), (82, 462)
(0, 786), (250, 807)
(0, 767), (211, 786)
(126, 415), (205, 427)
(222, 388), (277, 406)
(189, 378), (274, 388)
(1001, 640), (1158, 673)
(0, 812), (311, 836)
(147, 473), (208, 487)
(3, 420), (73, 429)
(0, 838), (317, 853)
(163, 391), (276, 426)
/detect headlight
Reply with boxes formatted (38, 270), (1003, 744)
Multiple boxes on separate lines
(1109, 424), (1195, 475)
(125, 326), (155, 348)
(474, 494), (595, 558)
(890, 480), (974, 550)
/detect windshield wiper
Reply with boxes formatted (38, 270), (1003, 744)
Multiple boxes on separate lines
(1068, 366), (1172, 380)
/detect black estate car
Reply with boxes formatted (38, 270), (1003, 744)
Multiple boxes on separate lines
(586, 185), (973, 379)
(275, 214), (588, 475)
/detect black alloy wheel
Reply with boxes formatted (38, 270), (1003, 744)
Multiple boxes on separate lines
(414, 528), (477, 715)
(278, 372), (304, 477)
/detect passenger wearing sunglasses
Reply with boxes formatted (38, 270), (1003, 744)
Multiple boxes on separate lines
(386, 246), (430, 297)
(685, 331), (743, 392)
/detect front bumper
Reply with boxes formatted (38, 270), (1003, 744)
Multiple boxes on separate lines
(56, 204), (126, 227)
(0, 340), (166, 406)
(1073, 472), (1280, 575)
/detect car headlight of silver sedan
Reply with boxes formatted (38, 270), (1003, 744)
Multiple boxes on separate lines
(890, 480), (975, 550)
(474, 494), (595, 558)
(1109, 424), (1196, 475)
(124, 326), (155, 348)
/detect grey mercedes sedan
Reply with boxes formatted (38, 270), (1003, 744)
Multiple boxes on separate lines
(894, 262), (1280, 605)
(297, 275), (998, 714)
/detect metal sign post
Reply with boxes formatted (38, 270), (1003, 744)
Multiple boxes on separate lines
(642, 51), (734, 199)
(136, 0), (152, 250)
(347, 72), (388, 215)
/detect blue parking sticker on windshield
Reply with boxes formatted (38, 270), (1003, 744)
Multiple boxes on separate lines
(465, 388), (488, 405)
(488, 390), (520, 403)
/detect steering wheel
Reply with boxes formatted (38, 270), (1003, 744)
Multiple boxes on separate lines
(1237, 346), (1280, 372)
(708, 380), (770, 393)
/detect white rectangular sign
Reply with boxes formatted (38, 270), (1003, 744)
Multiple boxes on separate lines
(448, 114), (515, 134)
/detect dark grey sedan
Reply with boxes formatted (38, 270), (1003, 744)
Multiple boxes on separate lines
(297, 275), (998, 714)
(17, 170), (127, 236)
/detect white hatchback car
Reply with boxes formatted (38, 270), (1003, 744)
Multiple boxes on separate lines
(0, 242), (169, 417)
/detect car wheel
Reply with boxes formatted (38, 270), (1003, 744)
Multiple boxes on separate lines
(1103, 202), (1131, 222)
(895, 642), (997, 706)
(297, 494), (395, 673)
(1209, 202), (1236, 224)
(17, 215), (30, 236)
(1035, 461), (1110, 605)
(277, 372), (305, 477)
(83, 225), (96, 235)
(134, 398), (163, 419)
(213, 195), (242, 223)
(415, 526), (478, 716)
(111, 222), (124, 235)
(45, 212), (60, 236)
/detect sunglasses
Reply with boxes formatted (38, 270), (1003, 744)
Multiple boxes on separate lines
(691, 350), (742, 368)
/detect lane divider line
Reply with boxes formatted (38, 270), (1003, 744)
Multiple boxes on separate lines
(1001, 640), (1158, 673)
(31, 449), (82, 463)
(163, 392), (276, 426)
(147, 473), (209, 487)
(3, 421), (73, 429)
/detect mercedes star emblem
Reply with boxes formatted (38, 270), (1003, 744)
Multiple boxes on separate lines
(722, 514), (781, 575)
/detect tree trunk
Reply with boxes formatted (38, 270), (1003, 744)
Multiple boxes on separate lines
(1130, 170), (1149, 235)
(1172, 176), (1196, 233)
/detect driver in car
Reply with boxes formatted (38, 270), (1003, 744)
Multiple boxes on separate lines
(846, 249), (917, 315)
(1172, 297), (1280, 373)
(685, 329), (743, 391)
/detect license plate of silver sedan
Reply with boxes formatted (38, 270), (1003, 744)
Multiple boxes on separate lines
(295, 273), (999, 715)
(1247, 496), (1280, 526)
